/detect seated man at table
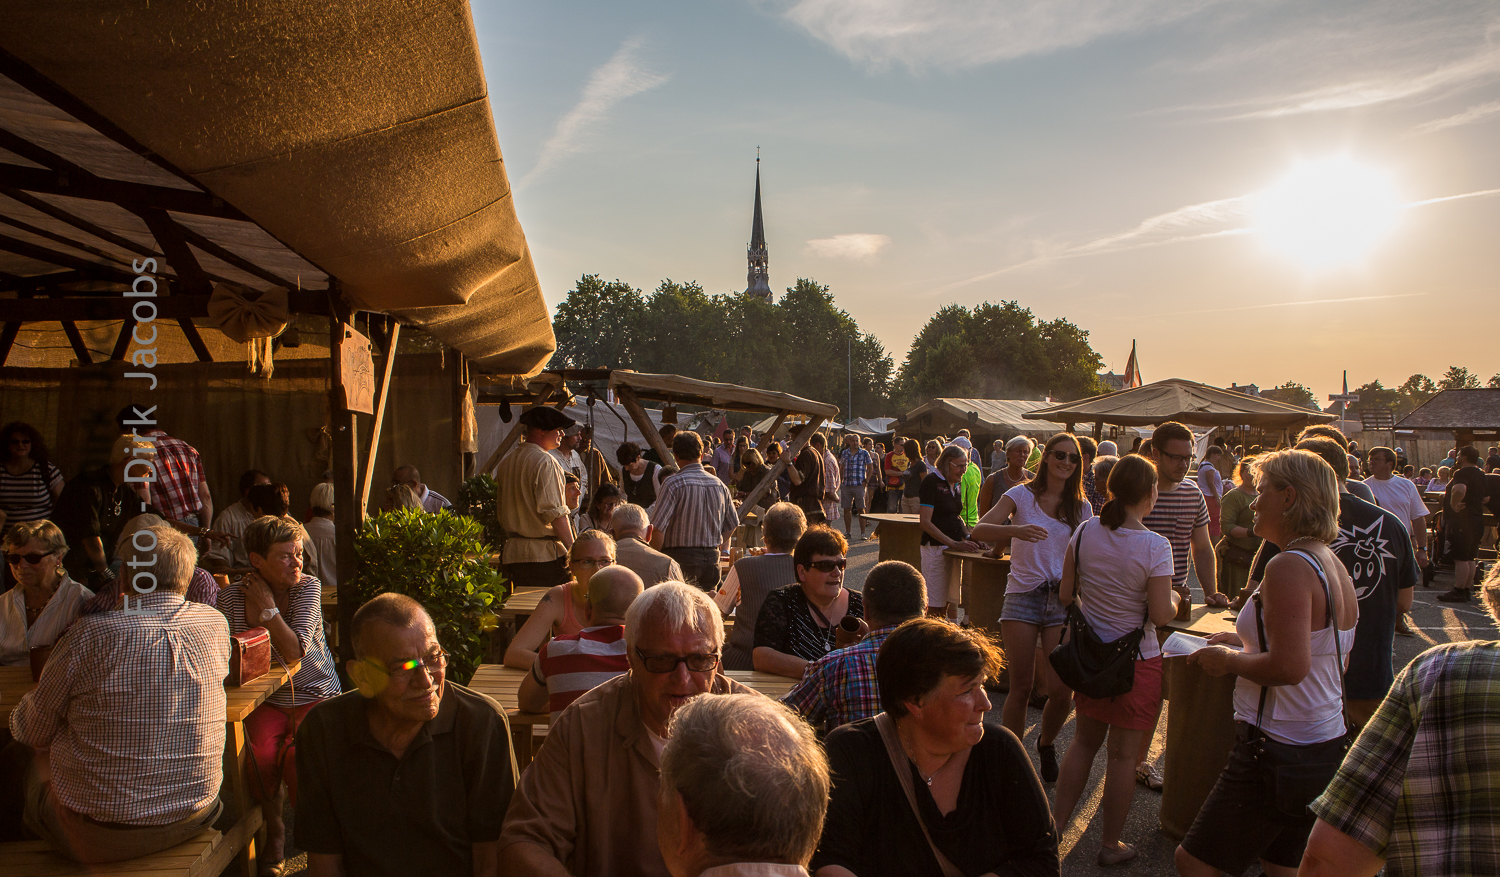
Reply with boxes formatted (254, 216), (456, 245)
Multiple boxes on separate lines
(657, 694), (830, 877)
(613, 503), (685, 588)
(500, 581), (756, 877)
(8, 525), (230, 863)
(519, 565), (643, 719)
(296, 593), (516, 877)
(781, 560), (926, 734)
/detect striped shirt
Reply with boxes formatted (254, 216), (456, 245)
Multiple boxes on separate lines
(1311, 641), (1500, 876)
(217, 574), (342, 707)
(535, 624), (630, 720)
(142, 430), (205, 522)
(1142, 479), (1209, 587)
(9, 592), (229, 825)
(782, 625), (892, 733)
(0, 575), (93, 665)
(652, 462), (739, 549)
(0, 460), (63, 523)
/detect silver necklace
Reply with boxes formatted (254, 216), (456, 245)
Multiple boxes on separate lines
(1285, 536), (1321, 550)
(901, 731), (954, 785)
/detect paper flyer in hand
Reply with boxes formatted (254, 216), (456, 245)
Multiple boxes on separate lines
(1162, 632), (1210, 658)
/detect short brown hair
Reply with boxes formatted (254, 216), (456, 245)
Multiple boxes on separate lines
(672, 430), (703, 462)
(2, 519), (67, 557)
(793, 525), (848, 571)
(1294, 437), (1349, 481)
(243, 515), (307, 561)
(1151, 421), (1192, 449)
(1297, 424), (1349, 450)
(877, 619), (1004, 717)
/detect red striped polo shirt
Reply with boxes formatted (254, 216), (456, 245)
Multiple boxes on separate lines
(536, 624), (630, 718)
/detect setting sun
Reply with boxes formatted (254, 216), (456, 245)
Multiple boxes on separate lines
(1255, 157), (1402, 269)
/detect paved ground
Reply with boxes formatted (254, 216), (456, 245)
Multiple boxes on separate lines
(268, 534), (1493, 876)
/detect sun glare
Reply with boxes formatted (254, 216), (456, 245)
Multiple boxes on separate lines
(1255, 157), (1401, 269)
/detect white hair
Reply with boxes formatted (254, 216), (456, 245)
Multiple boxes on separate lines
(625, 581), (723, 653)
(1006, 436), (1034, 452)
(611, 502), (650, 536)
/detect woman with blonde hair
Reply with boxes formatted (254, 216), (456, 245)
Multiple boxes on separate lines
(503, 529), (616, 670)
(1176, 450), (1358, 877)
(0, 520), (92, 665)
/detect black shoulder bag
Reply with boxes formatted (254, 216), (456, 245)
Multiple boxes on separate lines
(1249, 549), (1352, 818)
(1048, 522), (1147, 699)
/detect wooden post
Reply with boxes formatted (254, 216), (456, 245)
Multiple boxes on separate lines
(739, 416), (822, 521)
(328, 297), (361, 663)
(358, 322), (401, 513)
(482, 386), (553, 475)
(758, 413), (788, 448)
(617, 386), (674, 463)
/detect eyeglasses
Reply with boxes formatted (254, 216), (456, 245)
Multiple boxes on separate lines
(634, 648), (719, 674)
(1050, 450), (1081, 464)
(805, 558), (847, 573)
(378, 651), (448, 682)
(8, 438), (31, 445)
(570, 557), (614, 569)
(5, 551), (55, 566)
(1159, 450), (1195, 465)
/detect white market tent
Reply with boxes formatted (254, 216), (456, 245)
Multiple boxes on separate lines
(901, 398), (1069, 441)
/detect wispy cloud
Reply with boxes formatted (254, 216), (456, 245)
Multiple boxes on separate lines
(765, 0), (1225, 72)
(1405, 188), (1500, 208)
(1217, 47), (1500, 120)
(520, 38), (669, 188)
(806, 233), (892, 260)
(1146, 293), (1424, 319)
(1415, 99), (1500, 133)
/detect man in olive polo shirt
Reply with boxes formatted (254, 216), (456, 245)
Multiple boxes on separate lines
(296, 594), (518, 877)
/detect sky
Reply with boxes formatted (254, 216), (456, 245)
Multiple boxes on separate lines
(472, 0), (1500, 406)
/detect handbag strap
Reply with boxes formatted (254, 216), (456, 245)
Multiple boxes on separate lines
(1253, 548), (1345, 732)
(874, 713), (965, 877)
(1072, 521), (1149, 655)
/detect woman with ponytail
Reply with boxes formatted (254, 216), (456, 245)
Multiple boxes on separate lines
(1051, 454), (1180, 867)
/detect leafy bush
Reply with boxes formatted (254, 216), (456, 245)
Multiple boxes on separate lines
(457, 474), (504, 551)
(354, 507), (506, 683)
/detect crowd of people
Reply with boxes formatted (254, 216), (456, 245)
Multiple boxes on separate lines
(1, 399), (1497, 876)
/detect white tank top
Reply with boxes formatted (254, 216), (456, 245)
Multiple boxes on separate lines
(1231, 549), (1357, 745)
(1003, 485), (1092, 594)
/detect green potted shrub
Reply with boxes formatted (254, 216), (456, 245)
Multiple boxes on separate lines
(354, 507), (507, 683)
(457, 473), (505, 554)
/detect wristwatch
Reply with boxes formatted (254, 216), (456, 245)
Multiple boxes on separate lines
(259, 606), (281, 624)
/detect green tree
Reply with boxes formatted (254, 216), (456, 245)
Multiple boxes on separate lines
(550, 275), (645, 368)
(1397, 374), (1438, 413)
(1347, 380), (1403, 419)
(1263, 381), (1320, 411)
(1439, 366), (1481, 390)
(1489, 373), (1500, 389)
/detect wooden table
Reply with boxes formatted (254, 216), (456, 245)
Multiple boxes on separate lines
(860, 513), (922, 569)
(1158, 604), (1240, 840)
(466, 664), (799, 770)
(1, 664), (290, 876)
(496, 587), (550, 623)
(943, 550), (1011, 683)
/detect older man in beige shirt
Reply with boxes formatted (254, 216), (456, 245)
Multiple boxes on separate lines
(500, 582), (755, 877)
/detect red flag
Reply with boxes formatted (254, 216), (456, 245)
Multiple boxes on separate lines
(1123, 341), (1142, 388)
(715, 412), (731, 441)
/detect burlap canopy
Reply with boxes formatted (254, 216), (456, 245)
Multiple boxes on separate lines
(1026, 378), (1336, 428)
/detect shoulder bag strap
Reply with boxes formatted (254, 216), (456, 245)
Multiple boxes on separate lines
(1254, 549), (1347, 731)
(874, 713), (965, 877)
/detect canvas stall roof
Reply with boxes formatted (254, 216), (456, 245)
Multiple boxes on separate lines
(904, 398), (1069, 437)
(608, 371), (839, 419)
(0, 1), (553, 376)
(1394, 389), (1500, 431)
(843, 417), (897, 435)
(1026, 378), (1336, 428)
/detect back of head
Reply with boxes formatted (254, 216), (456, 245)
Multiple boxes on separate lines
(902, 438), (920, 459)
(351, 593), (432, 660)
(310, 482), (336, 516)
(588, 566), (644, 619)
(810, 432), (826, 451)
(244, 515), (307, 561)
(1297, 424), (1349, 450)
(239, 469), (270, 496)
(1458, 445), (1481, 465)
(1294, 437), (1349, 481)
(1100, 454), (1156, 529)
(672, 430), (704, 462)
(1076, 435), (1097, 457)
(1092, 455), (1119, 495)
(611, 502), (650, 536)
(761, 502), (807, 553)
(661, 694), (829, 866)
(617, 440), (643, 466)
(247, 482), (291, 517)
(393, 464), (420, 486)
(120, 525), (196, 596)
(624, 581), (723, 653)
(1151, 421), (1192, 449)
(384, 483), (422, 510)
(862, 561), (927, 627)
(1097, 440), (1118, 457)
(1253, 449), (1339, 543)
(876, 619), (1003, 717)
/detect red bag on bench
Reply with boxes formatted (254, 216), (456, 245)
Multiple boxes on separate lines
(227, 627), (271, 686)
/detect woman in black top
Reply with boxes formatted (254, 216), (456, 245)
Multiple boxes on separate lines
(752, 526), (863, 679)
(917, 446), (982, 615)
(812, 619), (1059, 877)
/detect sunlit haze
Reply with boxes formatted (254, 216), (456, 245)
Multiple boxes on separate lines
(476, 1), (1500, 403)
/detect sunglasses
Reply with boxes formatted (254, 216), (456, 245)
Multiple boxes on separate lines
(805, 558), (847, 573)
(1050, 450), (1081, 464)
(5, 551), (55, 566)
(634, 648), (720, 674)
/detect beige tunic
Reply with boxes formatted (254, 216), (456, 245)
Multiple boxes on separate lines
(497, 441), (569, 564)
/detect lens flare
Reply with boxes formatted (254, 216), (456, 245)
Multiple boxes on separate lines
(1255, 157), (1401, 269)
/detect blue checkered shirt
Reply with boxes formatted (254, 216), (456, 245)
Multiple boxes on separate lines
(838, 448), (873, 489)
(781, 625), (893, 732)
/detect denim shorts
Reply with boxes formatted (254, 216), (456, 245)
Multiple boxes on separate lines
(1000, 580), (1067, 628)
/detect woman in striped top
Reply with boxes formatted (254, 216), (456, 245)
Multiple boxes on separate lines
(0, 422), (64, 530)
(217, 515), (341, 874)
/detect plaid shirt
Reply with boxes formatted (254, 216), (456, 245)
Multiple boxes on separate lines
(9, 592), (229, 825)
(1310, 641), (1500, 876)
(781, 626), (893, 732)
(143, 429), (205, 522)
(1083, 467), (1108, 513)
(838, 447), (873, 488)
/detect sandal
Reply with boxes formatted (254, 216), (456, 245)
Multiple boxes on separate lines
(1097, 842), (1138, 867)
(1135, 763), (1163, 792)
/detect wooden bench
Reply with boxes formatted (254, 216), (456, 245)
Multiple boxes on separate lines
(0, 826), (243, 877)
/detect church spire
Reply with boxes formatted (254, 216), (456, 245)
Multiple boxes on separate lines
(745, 152), (772, 301)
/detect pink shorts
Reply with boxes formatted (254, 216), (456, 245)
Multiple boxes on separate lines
(1073, 655), (1163, 731)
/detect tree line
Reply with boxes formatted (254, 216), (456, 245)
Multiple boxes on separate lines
(550, 275), (1107, 417)
(1263, 367), (1500, 416)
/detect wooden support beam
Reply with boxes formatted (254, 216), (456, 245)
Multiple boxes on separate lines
(482, 387), (553, 476)
(0, 290), (329, 321)
(0, 322), (19, 366)
(110, 315), (137, 360)
(136, 208), (213, 296)
(739, 416), (822, 521)
(59, 320), (93, 364)
(359, 323), (401, 513)
(328, 298), (362, 663)
(0, 232), (138, 282)
(757, 413), (788, 448)
(0, 188), (158, 257)
(170, 222), (297, 288)
(0, 163), (248, 220)
(177, 318), (213, 362)
(0, 212), (141, 267)
(616, 386), (674, 464)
